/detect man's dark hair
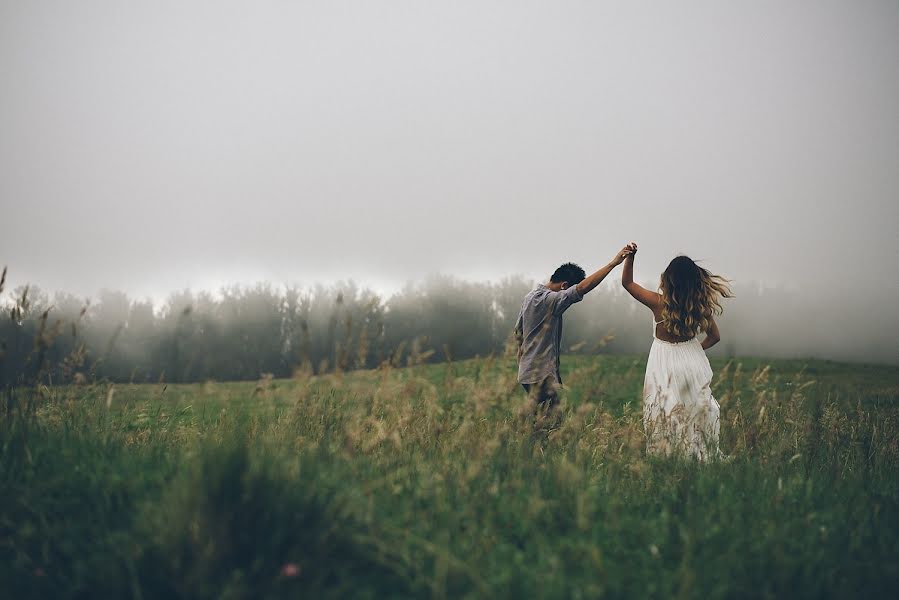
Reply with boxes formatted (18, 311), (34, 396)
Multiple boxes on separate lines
(550, 262), (586, 286)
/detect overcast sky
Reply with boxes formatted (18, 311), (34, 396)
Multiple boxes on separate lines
(1, 1), (897, 302)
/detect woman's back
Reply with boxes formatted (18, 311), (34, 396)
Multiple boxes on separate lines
(652, 315), (696, 344)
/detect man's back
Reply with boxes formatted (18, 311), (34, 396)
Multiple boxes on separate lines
(515, 284), (583, 385)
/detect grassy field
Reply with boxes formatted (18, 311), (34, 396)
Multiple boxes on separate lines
(2, 354), (898, 598)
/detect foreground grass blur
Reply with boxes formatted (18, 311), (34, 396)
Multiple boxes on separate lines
(2, 355), (898, 598)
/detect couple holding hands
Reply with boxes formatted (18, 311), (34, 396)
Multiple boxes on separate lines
(514, 243), (733, 461)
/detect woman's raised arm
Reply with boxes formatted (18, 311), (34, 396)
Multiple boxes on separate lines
(621, 243), (661, 310)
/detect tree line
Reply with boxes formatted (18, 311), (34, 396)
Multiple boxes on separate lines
(1, 268), (895, 390)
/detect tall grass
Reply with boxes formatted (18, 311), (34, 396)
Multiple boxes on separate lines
(2, 355), (898, 598)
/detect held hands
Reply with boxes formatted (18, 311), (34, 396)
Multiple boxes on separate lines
(612, 242), (638, 265)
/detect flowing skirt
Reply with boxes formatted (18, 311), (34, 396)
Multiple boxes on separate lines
(643, 338), (720, 461)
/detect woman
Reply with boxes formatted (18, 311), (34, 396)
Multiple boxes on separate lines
(621, 244), (733, 460)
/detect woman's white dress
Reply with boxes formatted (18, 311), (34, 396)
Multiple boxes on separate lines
(643, 320), (720, 461)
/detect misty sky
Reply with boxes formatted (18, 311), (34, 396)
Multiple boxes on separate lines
(2, 1), (898, 303)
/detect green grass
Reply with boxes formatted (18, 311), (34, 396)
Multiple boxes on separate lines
(2, 355), (898, 598)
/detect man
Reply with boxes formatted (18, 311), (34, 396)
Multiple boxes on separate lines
(514, 245), (635, 417)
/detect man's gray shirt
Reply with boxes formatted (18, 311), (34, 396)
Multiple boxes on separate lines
(514, 284), (584, 384)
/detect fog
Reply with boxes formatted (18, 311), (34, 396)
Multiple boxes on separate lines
(2, 2), (898, 365)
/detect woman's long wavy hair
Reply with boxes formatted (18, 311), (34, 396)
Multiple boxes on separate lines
(659, 256), (733, 338)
